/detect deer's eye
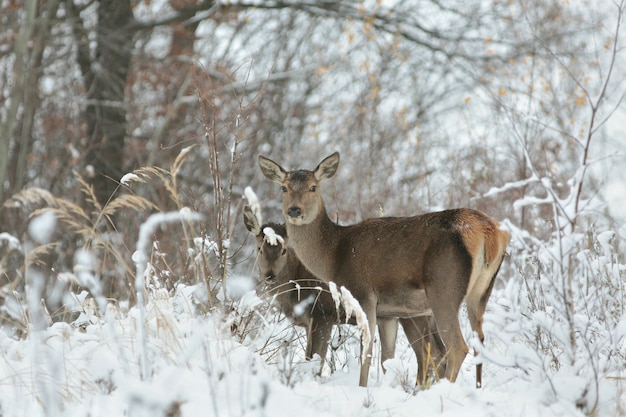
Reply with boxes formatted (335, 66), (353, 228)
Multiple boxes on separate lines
(281, 186), (287, 193)
(309, 185), (317, 192)
(282, 248), (287, 255)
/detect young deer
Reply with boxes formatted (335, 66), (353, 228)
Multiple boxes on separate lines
(258, 152), (509, 388)
(243, 205), (443, 381)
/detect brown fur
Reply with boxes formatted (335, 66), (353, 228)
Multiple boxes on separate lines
(258, 152), (509, 388)
(243, 205), (444, 381)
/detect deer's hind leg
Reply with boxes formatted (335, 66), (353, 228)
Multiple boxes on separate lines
(426, 293), (467, 382)
(424, 238), (472, 382)
(400, 316), (445, 385)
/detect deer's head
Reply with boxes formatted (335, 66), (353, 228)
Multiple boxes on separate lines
(243, 205), (288, 284)
(258, 152), (340, 226)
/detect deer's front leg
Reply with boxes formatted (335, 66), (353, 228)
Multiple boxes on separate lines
(377, 317), (399, 372)
(358, 296), (378, 387)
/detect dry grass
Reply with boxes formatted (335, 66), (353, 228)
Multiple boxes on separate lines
(0, 144), (219, 332)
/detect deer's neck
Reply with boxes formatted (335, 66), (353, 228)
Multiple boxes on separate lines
(283, 248), (303, 280)
(286, 207), (339, 283)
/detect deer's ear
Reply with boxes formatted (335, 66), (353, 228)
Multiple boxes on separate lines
(258, 155), (287, 184)
(314, 152), (340, 181)
(243, 205), (261, 236)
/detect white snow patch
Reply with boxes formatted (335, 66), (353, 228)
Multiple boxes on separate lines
(120, 172), (143, 186)
(263, 226), (284, 246)
(0, 233), (22, 250)
(328, 282), (371, 363)
(28, 211), (56, 244)
(244, 186), (262, 224)
(597, 230), (616, 256)
(225, 275), (255, 301)
(604, 179), (626, 222)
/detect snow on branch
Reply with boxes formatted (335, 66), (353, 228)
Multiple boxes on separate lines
(244, 186), (262, 225)
(483, 174), (539, 198)
(328, 282), (371, 364)
(132, 208), (202, 380)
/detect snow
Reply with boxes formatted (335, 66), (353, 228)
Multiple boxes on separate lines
(0, 232), (21, 250)
(27, 211), (57, 244)
(262, 226), (283, 246)
(292, 294), (314, 318)
(484, 174), (539, 198)
(1, 233), (626, 417)
(597, 231), (616, 257)
(120, 173), (143, 186)
(224, 276), (255, 301)
(244, 187), (262, 224)
(1, 297), (615, 417)
(329, 284), (371, 363)
(605, 179), (626, 222)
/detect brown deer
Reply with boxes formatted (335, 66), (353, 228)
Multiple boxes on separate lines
(258, 152), (509, 388)
(243, 205), (444, 381)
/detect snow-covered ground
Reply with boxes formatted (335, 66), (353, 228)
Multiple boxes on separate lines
(1, 194), (625, 417)
(1, 268), (624, 417)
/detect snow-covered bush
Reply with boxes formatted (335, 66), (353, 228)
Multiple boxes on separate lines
(483, 224), (626, 416)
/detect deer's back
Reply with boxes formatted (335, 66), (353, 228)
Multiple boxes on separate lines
(330, 209), (485, 296)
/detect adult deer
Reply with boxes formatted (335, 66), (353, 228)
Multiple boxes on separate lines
(243, 205), (443, 381)
(258, 152), (509, 388)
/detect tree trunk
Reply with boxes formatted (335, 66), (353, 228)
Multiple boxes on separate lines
(0, 0), (38, 205)
(9, 1), (61, 198)
(82, 0), (134, 206)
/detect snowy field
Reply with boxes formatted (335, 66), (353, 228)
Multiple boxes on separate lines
(1, 221), (625, 417)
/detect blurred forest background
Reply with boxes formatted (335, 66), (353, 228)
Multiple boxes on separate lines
(0, 0), (624, 326)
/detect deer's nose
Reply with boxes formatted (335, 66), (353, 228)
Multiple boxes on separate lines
(287, 206), (301, 218)
(265, 273), (277, 284)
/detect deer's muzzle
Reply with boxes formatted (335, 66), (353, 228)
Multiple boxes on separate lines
(287, 206), (302, 218)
